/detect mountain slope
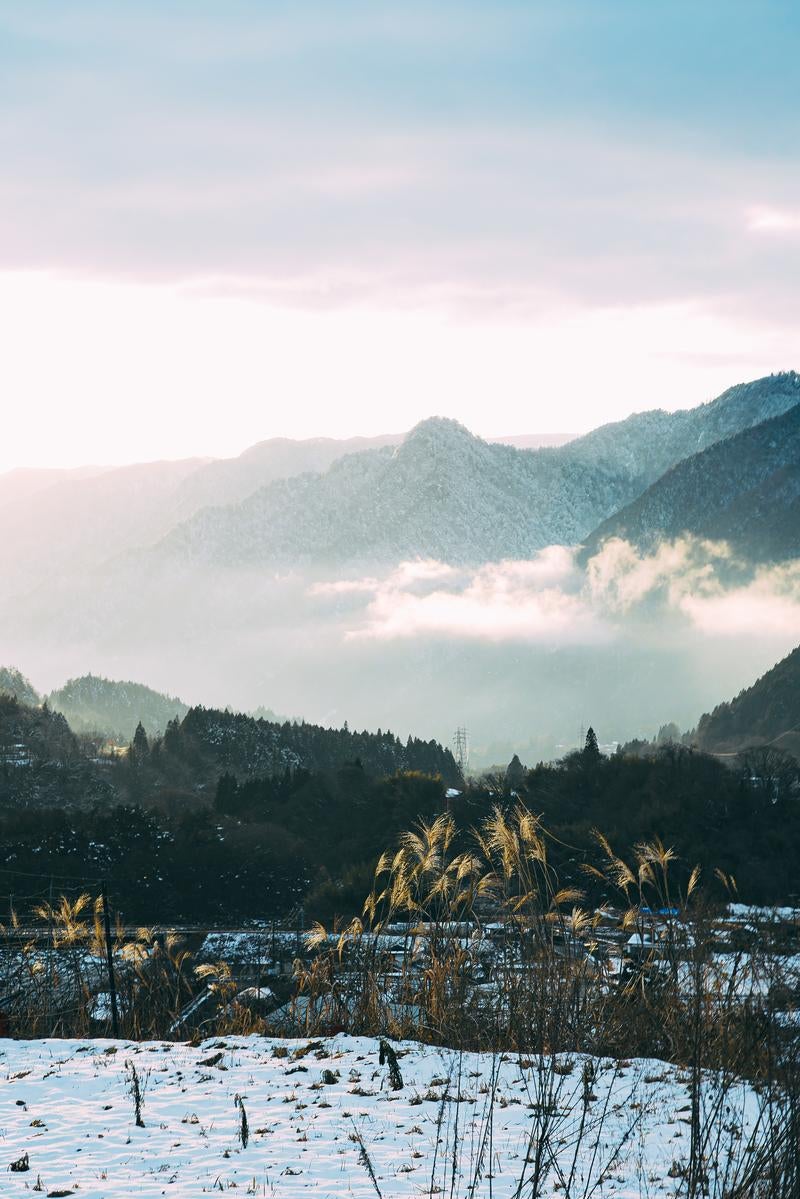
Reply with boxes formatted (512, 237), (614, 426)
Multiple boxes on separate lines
(563, 370), (800, 487)
(162, 373), (800, 567)
(695, 645), (800, 753)
(0, 665), (41, 707)
(0, 436), (403, 603)
(168, 433), (404, 517)
(48, 675), (189, 740)
(171, 705), (460, 782)
(0, 457), (209, 602)
(160, 418), (638, 565)
(583, 400), (800, 561)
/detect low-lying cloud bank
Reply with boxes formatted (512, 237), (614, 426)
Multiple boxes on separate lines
(310, 538), (800, 645)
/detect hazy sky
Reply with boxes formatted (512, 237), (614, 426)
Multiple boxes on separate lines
(1, 1), (799, 470)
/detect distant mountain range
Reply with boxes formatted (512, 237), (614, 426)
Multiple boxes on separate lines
(160, 417), (632, 565)
(0, 374), (796, 589)
(161, 373), (800, 567)
(695, 643), (800, 756)
(0, 430), (579, 599)
(585, 389), (800, 561)
(3, 372), (800, 759)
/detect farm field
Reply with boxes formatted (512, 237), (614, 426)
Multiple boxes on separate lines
(0, 1034), (767, 1198)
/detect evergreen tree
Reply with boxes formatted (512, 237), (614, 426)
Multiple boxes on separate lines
(583, 726), (601, 764)
(129, 720), (150, 765)
(504, 753), (525, 792)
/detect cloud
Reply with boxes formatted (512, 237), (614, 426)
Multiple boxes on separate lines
(675, 562), (800, 638)
(309, 548), (607, 645)
(587, 537), (800, 640)
(586, 536), (730, 612)
(309, 539), (800, 649)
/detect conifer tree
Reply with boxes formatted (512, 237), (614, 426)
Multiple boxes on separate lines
(130, 720), (150, 764)
(583, 726), (600, 764)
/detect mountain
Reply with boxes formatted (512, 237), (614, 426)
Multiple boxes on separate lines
(0, 666), (41, 707)
(159, 417), (637, 565)
(161, 373), (800, 567)
(169, 433), (404, 516)
(563, 371), (800, 489)
(0, 436), (404, 603)
(2, 373), (796, 592)
(0, 457), (209, 602)
(47, 674), (189, 740)
(695, 644), (800, 755)
(583, 395), (800, 561)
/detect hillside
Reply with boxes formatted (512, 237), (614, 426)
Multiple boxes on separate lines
(0, 435), (403, 603)
(167, 705), (460, 783)
(162, 373), (800, 567)
(0, 689), (460, 808)
(0, 665), (40, 707)
(696, 643), (800, 753)
(0, 693), (113, 808)
(47, 674), (190, 740)
(583, 396), (800, 561)
(564, 370), (800, 484)
(0, 373), (795, 590)
(160, 418), (630, 565)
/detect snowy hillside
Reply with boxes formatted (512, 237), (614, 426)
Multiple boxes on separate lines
(0, 1034), (770, 1198)
(161, 373), (800, 568)
(584, 399), (800, 561)
(155, 418), (651, 567)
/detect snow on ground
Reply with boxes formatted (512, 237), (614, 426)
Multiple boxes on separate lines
(0, 1035), (759, 1197)
(725, 903), (800, 924)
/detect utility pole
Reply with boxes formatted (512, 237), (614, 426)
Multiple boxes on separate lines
(101, 882), (120, 1038)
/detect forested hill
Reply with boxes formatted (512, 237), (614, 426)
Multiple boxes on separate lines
(161, 374), (800, 568)
(0, 691), (461, 814)
(0, 666), (40, 707)
(161, 705), (460, 784)
(583, 398), (800, 562)
(0, 693), (114, 808)
(696, 644), (800, 754)
(48, 673), (189, 739)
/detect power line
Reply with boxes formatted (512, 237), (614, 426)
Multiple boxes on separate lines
(0, 864), (105, 884)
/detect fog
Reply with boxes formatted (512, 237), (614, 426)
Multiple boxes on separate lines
(1, 537), (797, 767)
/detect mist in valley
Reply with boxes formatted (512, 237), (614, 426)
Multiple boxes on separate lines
(3, 534), (797, 766)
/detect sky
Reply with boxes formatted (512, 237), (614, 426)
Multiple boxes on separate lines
(1, 0), (799, 470)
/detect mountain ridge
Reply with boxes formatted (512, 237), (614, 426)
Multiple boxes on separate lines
(583, 394), (800, 561)
(160, 373), (800, 568)
(695, 644), (800, 755)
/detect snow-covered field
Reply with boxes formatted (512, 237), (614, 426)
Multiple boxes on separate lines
(0, 1035), (762, 1197)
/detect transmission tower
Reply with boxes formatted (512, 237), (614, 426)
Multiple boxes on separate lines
(453, 726), (469, 775)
